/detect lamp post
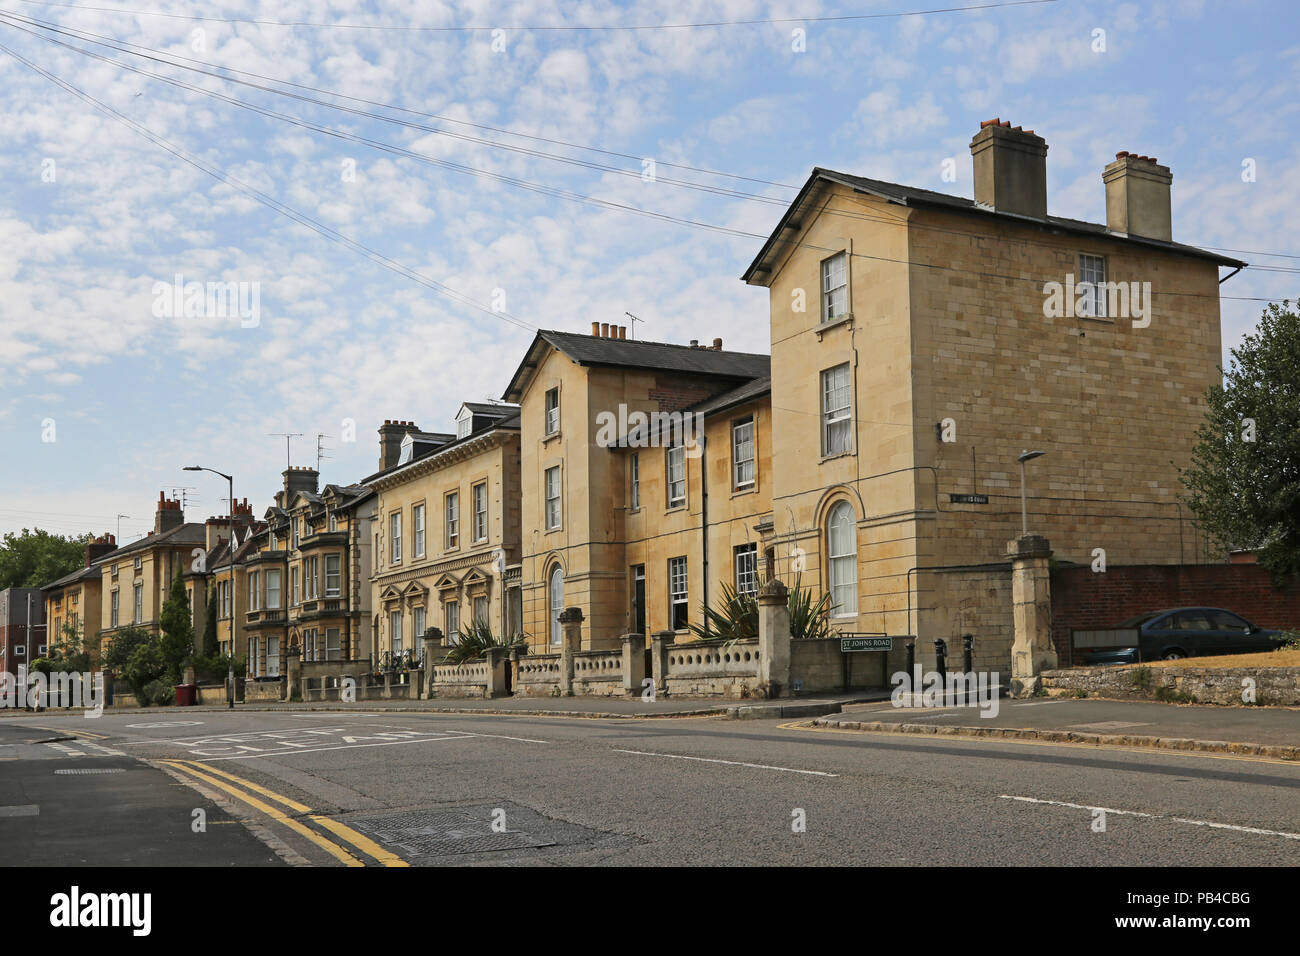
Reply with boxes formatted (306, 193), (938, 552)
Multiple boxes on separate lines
(184, 465), (235, 708)
(1016, 450), (1046, 537)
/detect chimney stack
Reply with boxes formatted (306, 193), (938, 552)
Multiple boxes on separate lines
(377, 420), (418, 472)
(154, 491), (184, 535)
(970, 119), (1049, 219)
(85, 535), (117, 567)
(1103, 151), (1172, 241)
(282, 465), (319, 500)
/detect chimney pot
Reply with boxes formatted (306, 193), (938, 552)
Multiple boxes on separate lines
(600, 322), (610, 337)
(712, 337), (723, 350)
(591, 321), (600, 335)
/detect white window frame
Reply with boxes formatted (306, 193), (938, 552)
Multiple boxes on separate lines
(545, 466), (562, 530)
(821, 363), (852, 456)
(266, 569), (282, 610)
(668, 556), (688, 630)
(445, 492), (459, 549)
(827, 501), (858, 617)
(390, 610), (403, 655)
(822, 251), (848, 323)
(666, 442), (686, 508)
(325, 554), (340, 597)
(325, 627), (341, 662)
(472, 482), (488, 543)
(445, 600), (460, 645)
(735, 544), (759, 596)
(413, 503), (426, 558)
(544, 387), (560, 435)
(134, 583), (143, 624)
(1079, 253), (1107, 318)
(548, 567), (564, 646)
(389, 511), (402, 564)
(110, 589), (119, 627)
(732, 417), (755, 489)
(630, 453), (640, 510)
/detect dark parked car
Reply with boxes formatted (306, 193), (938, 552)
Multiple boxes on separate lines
(1081, 607), (1287, 665)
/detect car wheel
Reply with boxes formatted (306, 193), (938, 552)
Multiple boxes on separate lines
(1161, 650), (1185, 660)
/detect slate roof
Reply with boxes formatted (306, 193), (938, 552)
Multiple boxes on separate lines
(361, 412), (521, 485)
(684, 374), (772, 418)
(43, 563), (100, 591)
(503, 330), (770, 402)
(92, 522), (206, 564)
(742, 167), (1248, 283)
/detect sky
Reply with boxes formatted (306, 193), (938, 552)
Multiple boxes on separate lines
(1, 0), (1297, 544)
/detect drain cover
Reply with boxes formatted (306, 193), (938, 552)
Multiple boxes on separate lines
(350, 808), (554, 857)
(54, 768), (125, 775)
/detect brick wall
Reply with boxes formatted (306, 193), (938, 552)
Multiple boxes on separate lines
(1051, 564), (1300, 666)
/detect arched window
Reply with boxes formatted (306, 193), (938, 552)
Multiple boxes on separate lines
(827, 501), (858, 617)
(549, 566), (565, 645)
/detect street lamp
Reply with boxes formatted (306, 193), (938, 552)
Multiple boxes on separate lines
(184, 465), (235, 708)
(1016, 450), (1046, 537)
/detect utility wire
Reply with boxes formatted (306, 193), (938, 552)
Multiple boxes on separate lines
(0, 39), (539, 333)
(13, 0), (1060, 32)
(8, 10), (1300, 272)
(0, 17), (1290, 317)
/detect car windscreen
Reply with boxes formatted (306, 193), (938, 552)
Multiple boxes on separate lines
(1116, 613), (1160, 628)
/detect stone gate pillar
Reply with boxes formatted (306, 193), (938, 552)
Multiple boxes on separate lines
(558, 607), (583, 695)
(651, 630), (674, 699)
(621, 633), (646, 697)
(757, 578), (791, 698)
(284, 645), (301, 702)
(1007, 534), (1056, 697)
(422, 627), (442, 699)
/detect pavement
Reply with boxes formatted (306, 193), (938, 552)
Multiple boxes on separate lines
(815, 696), (1300, 759)
(0, 691), (886, 720)
(0, 722), (284, 866)
(2, 706), (1297, 866)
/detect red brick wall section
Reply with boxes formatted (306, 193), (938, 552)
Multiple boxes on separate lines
(1050, 564), (1300, 666)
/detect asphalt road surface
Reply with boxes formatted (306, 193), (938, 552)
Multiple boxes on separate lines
(2, 708), (1297, 866)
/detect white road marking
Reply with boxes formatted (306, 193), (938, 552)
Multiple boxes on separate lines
(615, 749), (837, 777)
(1012, 700), (1067, 707)
(195, 734), (490, 761)
(80, 741), (126, 756)
(0, 805), (39, 817)
(1000, 795), (1300, 841)
(1067, 721), (1151, 731)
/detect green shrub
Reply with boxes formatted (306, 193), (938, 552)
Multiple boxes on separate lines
(140, 678), (175, 707)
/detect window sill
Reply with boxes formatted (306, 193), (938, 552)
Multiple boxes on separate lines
(816, 314), (854, 339)
(544, 527), (563, 535)
(731, 485), (757, 499)
(542, 431), (562, 446)
(819, 451), (854, 464)
(665, 503), (687, 514)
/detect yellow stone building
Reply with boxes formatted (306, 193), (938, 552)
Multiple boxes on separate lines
(741, 119), (1245, 672)
(42, 534), (116, 662)
(235, 469), (375, 676)
(503, 327), (771, 653)
(367, 407), (522, 662)
(95, 494), (208, 650)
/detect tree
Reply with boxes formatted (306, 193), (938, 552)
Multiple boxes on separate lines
(1181, 300), (1300, 579)
(158, 573), (195, 681)
(0, 529), (90, 590)
(200, 583), (218, 658)
(101, 625), (152, 672)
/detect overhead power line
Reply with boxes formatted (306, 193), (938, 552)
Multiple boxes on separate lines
(0, 38), (539, 334)
(14, 0), (1060, 32)
(7, 10), (1300, 271)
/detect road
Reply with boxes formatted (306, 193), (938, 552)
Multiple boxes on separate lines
(2, 705), (1298, 866)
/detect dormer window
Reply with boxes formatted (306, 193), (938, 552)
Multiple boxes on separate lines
(398, 432), (415, 464)
(456, 408), (473, 440)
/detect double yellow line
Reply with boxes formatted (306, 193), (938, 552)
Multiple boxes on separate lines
(161, 759), (408, 867)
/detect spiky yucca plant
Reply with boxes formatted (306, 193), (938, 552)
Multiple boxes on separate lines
(688, 575), (834, 642)
(441, 618), (526, 665)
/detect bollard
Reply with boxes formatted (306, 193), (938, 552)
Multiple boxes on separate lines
(933, 638), (948, 704)
(962, 634), (974, 675)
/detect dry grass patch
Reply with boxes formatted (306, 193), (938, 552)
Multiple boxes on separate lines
(1136, 649), (1300, 670)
